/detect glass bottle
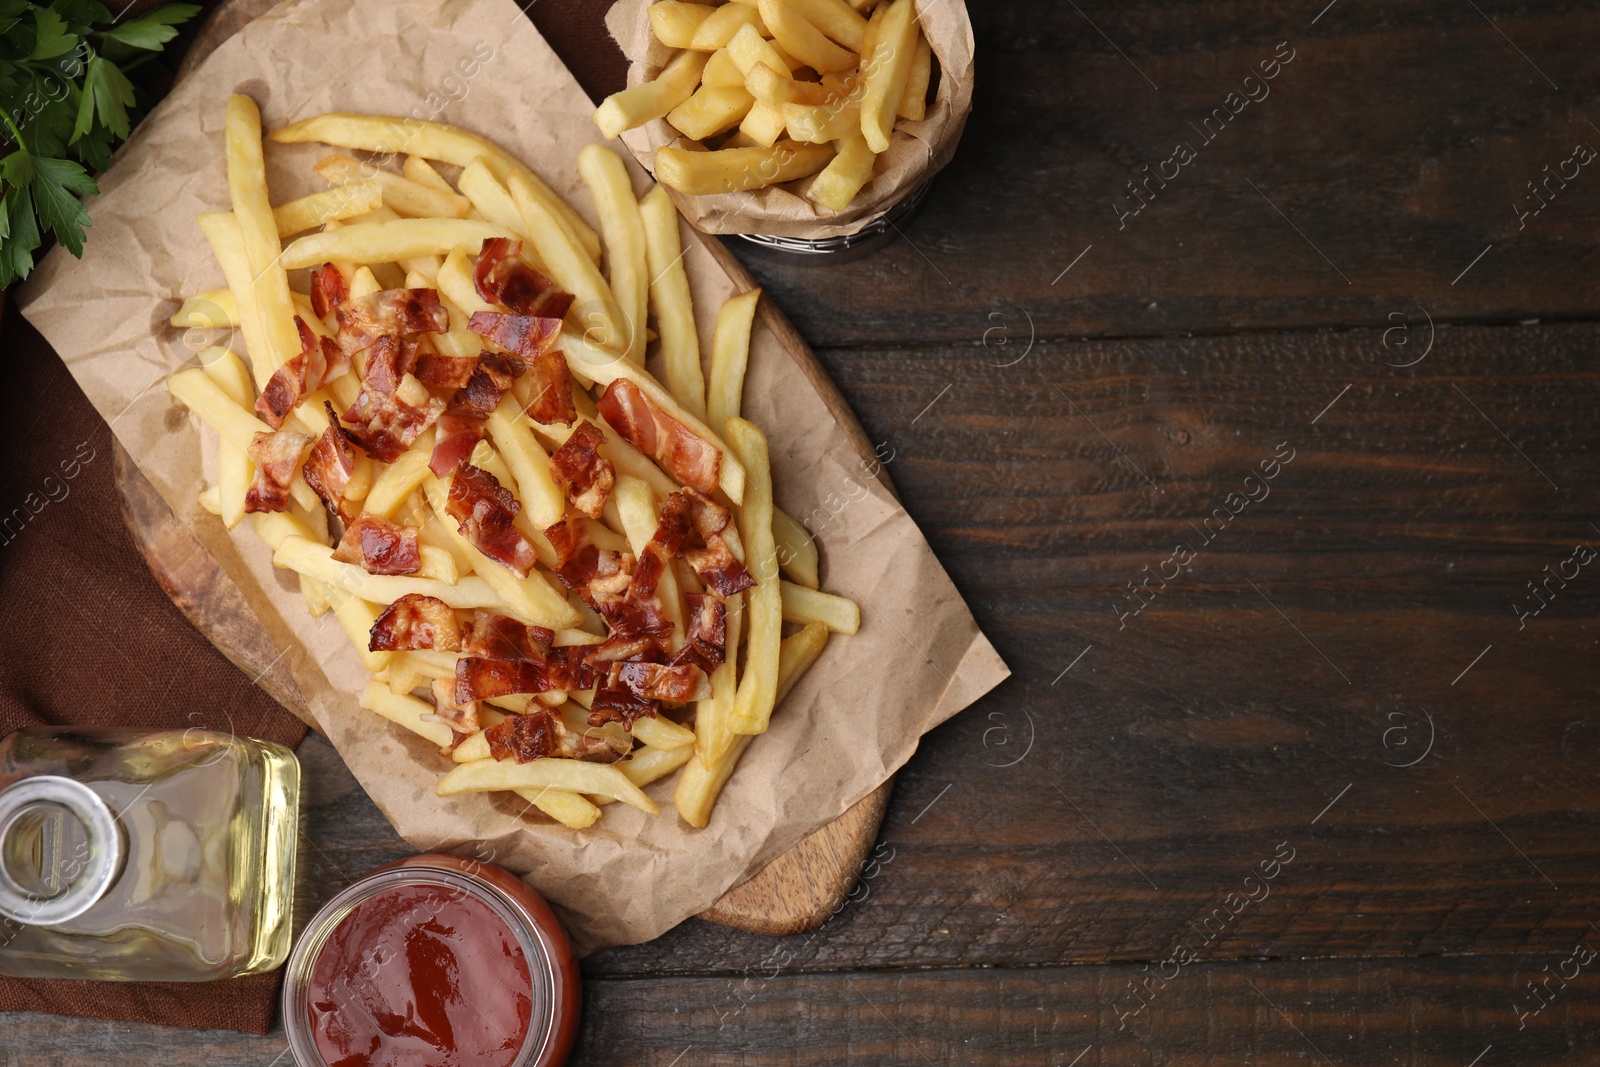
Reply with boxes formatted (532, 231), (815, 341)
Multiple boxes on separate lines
(0, 726), (300, 981)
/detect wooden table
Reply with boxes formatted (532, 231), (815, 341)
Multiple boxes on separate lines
(15, 1), (1600, 1062)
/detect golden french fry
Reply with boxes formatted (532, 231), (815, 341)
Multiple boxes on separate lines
(280, 218), (505, 270)
(759, 0), (857, 72)
(701, 47), (746, 87)
(516, 787), (602, 829)
(724, 22), (798, 79)
(745, 61), (830, 107)
(592, 744), (695, 806)
(197, 212), (278, 390)
(858, 0), (917, 151)
(614, 476), (688, 645)
(402, 154), (457, 194)
(707, 288), (760, 432)
(269, 112), (601, 263)
(667, 85), (756, 141)
(594, 50), (710, 140)
(738, 100), (788, 147)
(438, 757), (659, 814)
(225, 95), (302, 375)
(639, 187), (705, 421)
(689, 2), (764, 49)
(170, 288), (239, 330)
(897, 27), (931, 121)
(197, 484), (221, 514)
(314, 154), (471, 219)
(649, 1), (716, 47)
(782, 100), (860, 143)
(771, 506), (820, 588)
(272, 182), (384, 236)
(364, 448), (433, 519)
(334, 597), (393, 673)
(654, 140), (834, 195)
(509, 170), (628, 357)
(272, 535), (513, 613)
(806, 130), (877, 210)
(725, 418), (782, 735)
(780, 580), (858, 633)
(695, 590), (742, 764)
(578, 145), (649, 365)
(360, 682), (456, 748)
(677, 622), (828, 826)
(199, 348), (255, 530)
(485, 394), (567, 529)
(632, 715), (696, 751)
(457, 158), (535, 247)
(783, 0), (868, 50)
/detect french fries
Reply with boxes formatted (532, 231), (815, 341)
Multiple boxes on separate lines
(598, 0), (933, 208)
(167, 104), (858, 832)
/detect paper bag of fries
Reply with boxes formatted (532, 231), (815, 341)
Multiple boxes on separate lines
(602, 0), (974, 238)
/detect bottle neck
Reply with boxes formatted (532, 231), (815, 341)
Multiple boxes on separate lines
(0, 776), (124, 927)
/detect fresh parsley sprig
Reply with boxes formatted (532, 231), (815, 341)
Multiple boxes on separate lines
(0, 0), (198, 287)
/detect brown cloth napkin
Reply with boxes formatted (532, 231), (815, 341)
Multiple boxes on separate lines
(0, 0), (625, 1037)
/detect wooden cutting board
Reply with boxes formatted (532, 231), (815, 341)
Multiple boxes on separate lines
(111, 0), (894, 937)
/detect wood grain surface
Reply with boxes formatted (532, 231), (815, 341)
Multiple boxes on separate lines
(15, 0), (1600, 1062)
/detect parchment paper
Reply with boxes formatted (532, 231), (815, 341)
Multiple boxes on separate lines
(18, 0), (1007, 952)
(606, 0), (974, 238)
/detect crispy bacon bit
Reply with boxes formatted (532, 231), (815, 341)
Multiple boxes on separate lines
(588, 686), (659, 729)
(450, 351), (525, 418)
(341, 336), (445, 462)
(333, 514), (422, 575)
(309, 263), (349, 319)
(654, 489), (756, 596)
(335, 288), (450, 356)
(545, 514), (673, 656)
(243, 427), (309, 513)
(455, 657), (554, 701)
(672, 594), (726, 672)
(548, 422), (615, 519)
(413, 352), (479, 390)
(427, 677), (480, 736)
(256, 317), (348, 428)
(369, 593), (463, 652)
(468, 311), (563, 360)
(545, 644), (600, 691)
(611, 661), (702, 704)
(302, 404), (357, 522)
(429, 412), (487, 477)
(485, 706), (561, 763)
(474, 238), (575, 319)
(524, 347), (576, 426)
(445, 464), (537, 578)
(597, 378), (721, 493)
(463, 612), (554, 661)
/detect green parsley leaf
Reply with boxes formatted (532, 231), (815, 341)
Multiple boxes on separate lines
(29, 7), (74, 59)
(101, 2), (197, 50)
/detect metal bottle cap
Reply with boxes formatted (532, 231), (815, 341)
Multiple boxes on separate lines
(0, 776), (123, 926)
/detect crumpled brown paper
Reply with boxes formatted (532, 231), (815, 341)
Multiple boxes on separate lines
(606, 0), (974, 238)
(18, 0), (1007, 952)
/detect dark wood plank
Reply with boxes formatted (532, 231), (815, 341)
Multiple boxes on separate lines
(586, 319), (1600, 976)
(10, 957), (1599, 1064)
(734, 1), (1600, 348)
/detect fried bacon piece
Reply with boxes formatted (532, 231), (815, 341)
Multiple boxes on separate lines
(545, 644), (600, 691)
(474, 238), (575, 319)
(243, 427), (310, 513)
(302, 402), (357, 522)
(341, 336), (445, 462)
(428, 677), (480, 737)
(445, 464), (538, 578)
(334, 288), (450, 357)
(333, 514), (421, 575)
(544, 514), (672, 656)
(309, 263), (349, 319)
(413, 352), (479, 390)
(454, 657), (553, 701)
(672, 594), (726, 672)
(653, 488), (756, 596)
(462, 611), (555, 661)
(468, 311), (563, 361)
(256, 317), (349, 428)
(369, 593), (463, 652)
(485, 706), (562, 762)
(450, 350), (525, 418)
(523, 347), (576, 426)
(610, 661), (703, 704)
(588, 686), (660, 729)
(597, 378), (721, 494)
(429, 411), (487, 477)
(548, 422), (615, 519)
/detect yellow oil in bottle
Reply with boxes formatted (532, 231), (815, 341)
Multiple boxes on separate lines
(0, 727), (299, 981)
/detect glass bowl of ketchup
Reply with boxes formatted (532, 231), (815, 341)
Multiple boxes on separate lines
(281, 854), (580, 1067)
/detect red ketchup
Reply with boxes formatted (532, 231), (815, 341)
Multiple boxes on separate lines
(284, 855), (580, 1067)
